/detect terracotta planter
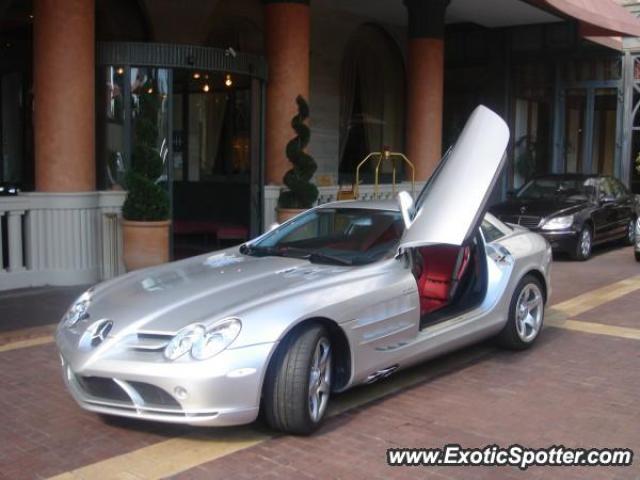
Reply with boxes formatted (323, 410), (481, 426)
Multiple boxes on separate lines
(276, 208), (304, 224)
(122, 219), (171, 271)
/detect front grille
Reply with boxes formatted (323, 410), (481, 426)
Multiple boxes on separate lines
(500, 215), (520, 225)
(77, 376), (132, 403)
(518, 216), (542, 228)
(128, 381), (181, 408)
(75, 375), (181, 409)
(499, 215), (541, 229)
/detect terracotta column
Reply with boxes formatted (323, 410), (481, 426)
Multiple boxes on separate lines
(264, 0), (310, 185)
(33, 0), (95, 192)
(404, 0), (449, 181)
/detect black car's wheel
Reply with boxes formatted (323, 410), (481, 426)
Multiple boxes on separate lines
(497, 274), (545, 350)
(263, 323), (332, 435)
(623, 218), (636, 246)
(571, 226), (592, 261)
(635, 251), (640, 262)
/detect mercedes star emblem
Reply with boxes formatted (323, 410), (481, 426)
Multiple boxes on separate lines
(79, 319), (113, 350)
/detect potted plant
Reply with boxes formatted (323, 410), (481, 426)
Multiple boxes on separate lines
(121, 79), (171, 271)
(276, 95), (319, 223)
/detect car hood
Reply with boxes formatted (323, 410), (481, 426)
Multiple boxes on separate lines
(490, 198), (590, 219)
(81, 250), (353, 336)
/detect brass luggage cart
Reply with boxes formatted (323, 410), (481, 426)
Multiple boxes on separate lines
(336, 148), (415, 201)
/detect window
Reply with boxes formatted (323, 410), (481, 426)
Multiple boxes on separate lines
(599, 178), (616, 200)
(481, 219), (505, 243)
(250, 208), (404, 265)
(609, 177), (627, 199)
(339, 24), (405, 183)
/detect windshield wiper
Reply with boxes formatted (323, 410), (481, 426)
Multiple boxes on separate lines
(241, 244), (354, 265)
(239, 244), (284, 257)
(306, 251), (353, 266)
(280, 247), (353, 266)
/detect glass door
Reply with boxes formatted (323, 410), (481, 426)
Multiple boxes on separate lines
(1, 72), (25, 185)
(591, 88), (617, 176)
(563, 88), (587, 173)
(171, 70), (257, 260)
(96, 43), (268, 260)
(559, 86), (621, 176)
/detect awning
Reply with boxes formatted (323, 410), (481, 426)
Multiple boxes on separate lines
(582, 35), (623, 51)
(530, 0), (640, 38)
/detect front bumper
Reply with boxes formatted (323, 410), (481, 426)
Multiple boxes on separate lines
(57, 332), (274, 426)
(532, 229), (578, 254)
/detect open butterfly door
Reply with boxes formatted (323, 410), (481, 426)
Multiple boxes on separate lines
(398, 105), (510, 250)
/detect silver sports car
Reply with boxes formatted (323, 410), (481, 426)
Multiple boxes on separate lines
(56, 106), (552, 434)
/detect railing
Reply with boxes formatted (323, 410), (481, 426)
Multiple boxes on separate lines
(0, 191), (126, 291)
(263, 181), (425, 231)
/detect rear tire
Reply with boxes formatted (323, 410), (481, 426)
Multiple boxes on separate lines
(571, 226), (592, 261)
(497, 274), (545, 350)
(263, 324), (332, 435)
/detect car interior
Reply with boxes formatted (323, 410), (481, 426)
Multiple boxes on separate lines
(413, 231), (488, 329)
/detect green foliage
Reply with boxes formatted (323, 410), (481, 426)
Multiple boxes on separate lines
(122, 171), (169, 221)
(278, 96), (319, 209)
(122, 79), (170, 221)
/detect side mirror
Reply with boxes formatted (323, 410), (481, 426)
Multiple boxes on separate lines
(397, 191), (415, 229)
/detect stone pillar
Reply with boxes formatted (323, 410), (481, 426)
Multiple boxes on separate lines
(33, 0), (95, 192)
(404, 0), (449, 181)
(264, 0), (310, 185)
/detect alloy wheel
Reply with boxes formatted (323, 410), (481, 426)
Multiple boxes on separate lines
(515, 283), (544, 343)
(308, 337), (331, 423)
(580, 229), (591, 258)
(627, 219), (636, 244)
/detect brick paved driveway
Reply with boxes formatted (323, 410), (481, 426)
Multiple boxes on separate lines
(0, 245), (639, 479)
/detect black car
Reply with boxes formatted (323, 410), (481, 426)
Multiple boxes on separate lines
(490, 174), (639, 260)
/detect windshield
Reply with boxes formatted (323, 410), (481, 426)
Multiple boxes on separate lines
(242, 208), (404, 265)
(516, 177), (597, 201)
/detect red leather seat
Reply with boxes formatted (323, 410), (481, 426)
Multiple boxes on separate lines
(417, 245), (470, 316)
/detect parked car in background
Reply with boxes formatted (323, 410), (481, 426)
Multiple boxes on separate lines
(0, 183), (20, 196)
(55, 106), (552, 435)
(490, 174), (639, 260)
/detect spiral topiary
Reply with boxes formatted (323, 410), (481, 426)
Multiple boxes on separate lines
(278, 95), (319, 209)
(122, 79), (170, 221)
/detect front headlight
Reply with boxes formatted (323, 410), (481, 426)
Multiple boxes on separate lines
(541, 215), (574, 230)
(164, 318), (242, 361)
(62, 290), (92, 328)
(191, 318), (242, 360)
(164, 324), (206, 361)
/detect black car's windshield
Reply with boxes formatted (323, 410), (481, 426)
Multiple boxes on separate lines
(516, 176), (597, 202)
(242, 208), (404, 265)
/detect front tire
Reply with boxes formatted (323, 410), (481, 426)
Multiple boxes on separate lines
(623, 217), (636, 246)
(263, 324), (332, 435)
(571, 226), (592, 261)
(497, 274), (545, 350)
